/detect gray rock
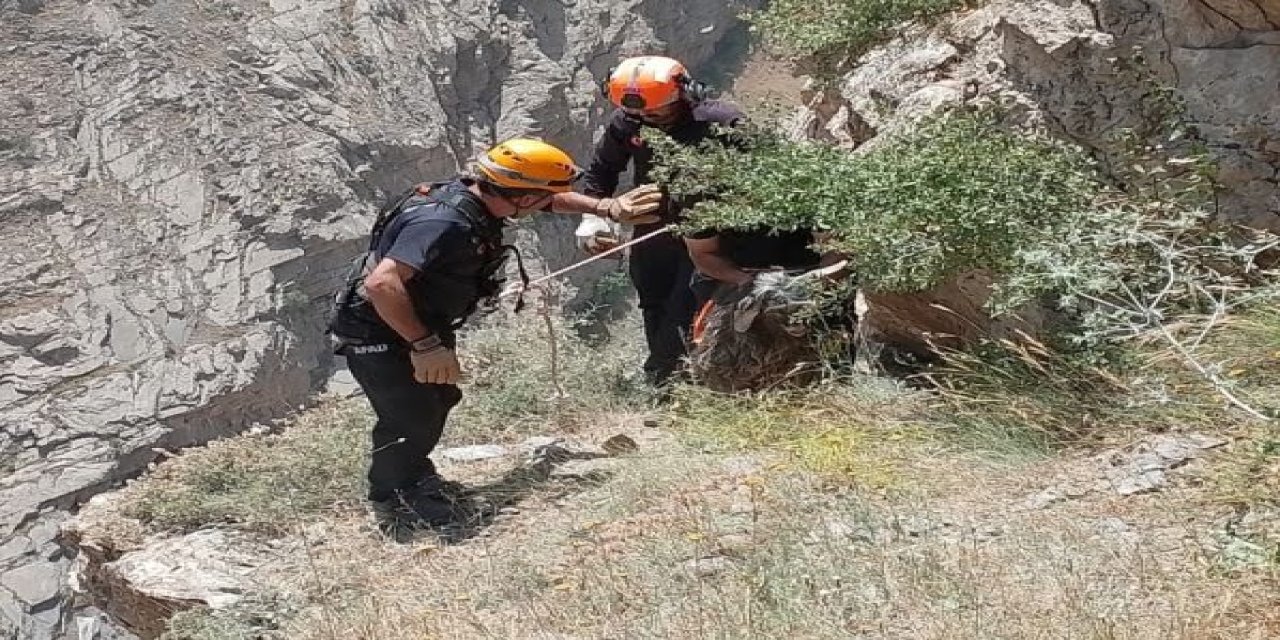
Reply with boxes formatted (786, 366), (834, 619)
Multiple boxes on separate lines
(0, 560), (62, 608)
(683, 555), (736, 579)
(1102, 434), (1226, 495)
(601, 434), (639, 456)
(1095, 517), (1135, 538)
(440, 444), (510, 462)
(5, 0), (759, 633)
(1025, 488), (1066, 510)
(807, 517), (885, 545)
(519, 436), (563, 453)
(1109, 466), (1166, 496)
(80, 529), (270, 638)
(0, 590), (23, 639)
(323, 364), (361, 398)
(715, 534), (755, 556)
(0, 535), (33, 565)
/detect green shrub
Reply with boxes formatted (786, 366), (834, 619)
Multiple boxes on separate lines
(652, 110), (1102, 297)
(749, 0), (965, 71)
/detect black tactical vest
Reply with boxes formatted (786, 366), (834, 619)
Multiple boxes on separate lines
(328, 180), (521, 345)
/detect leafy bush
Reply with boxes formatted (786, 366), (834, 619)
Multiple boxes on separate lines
(652, 104), (1280, 420)
(749, 0), (964, 71)
(652, 110), (1102, 298)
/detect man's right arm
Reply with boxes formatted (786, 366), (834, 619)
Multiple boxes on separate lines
(363, 258), (432, 344)
(551, 114), (633, 214)
(685, 234), (753, 287)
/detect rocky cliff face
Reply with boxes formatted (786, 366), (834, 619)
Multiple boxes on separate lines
(798, 0), (1279, 230)
(0, 0), (753, 636)
(793, 0), (1278, 353)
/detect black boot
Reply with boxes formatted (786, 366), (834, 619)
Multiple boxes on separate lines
(371, 475), (463, 533)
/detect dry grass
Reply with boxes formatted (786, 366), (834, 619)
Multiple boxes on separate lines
(131, 309), (1280, 639)
(449, 305), (651, 444)
(166, 421), (1280, 640)
(123, 307), (650, 536)
(122, 401), (370, 534)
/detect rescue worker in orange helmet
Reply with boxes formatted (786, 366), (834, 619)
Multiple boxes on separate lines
(330, 139), (610, 534)
(550, 55), (746, 387)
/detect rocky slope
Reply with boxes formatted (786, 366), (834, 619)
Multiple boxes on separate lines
(790, 0), (1279, 352)
(61, 395), (1280, 638)
(0, 0), (754, 637)
(798, 0), (1279, 230)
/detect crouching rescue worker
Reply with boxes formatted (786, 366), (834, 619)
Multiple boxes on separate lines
(685, 225), (854, 355)
(552, 55), (745, 387)
(328, 139), (588, 532)
(685, 227), (831, 306)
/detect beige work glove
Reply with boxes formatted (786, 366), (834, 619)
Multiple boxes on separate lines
(595, 184), (663, 225)
(411, 347), (461, 385)
(575, 214), (623, 256)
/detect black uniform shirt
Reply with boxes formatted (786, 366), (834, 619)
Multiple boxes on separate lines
(581, 100), (745, 233)
(341, 179), (505, 341)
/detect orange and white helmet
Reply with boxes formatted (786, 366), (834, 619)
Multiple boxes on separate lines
(476, 138), (582, 193)
(605, 56), (697, 111)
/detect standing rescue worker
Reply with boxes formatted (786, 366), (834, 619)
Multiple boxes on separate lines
(551, 56), (745, 387)
(329, 139), (659, 532)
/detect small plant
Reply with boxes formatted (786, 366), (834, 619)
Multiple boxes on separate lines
(748, 0), (965, 75)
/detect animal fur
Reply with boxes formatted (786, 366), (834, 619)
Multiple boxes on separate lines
(689, 264), (853, 393)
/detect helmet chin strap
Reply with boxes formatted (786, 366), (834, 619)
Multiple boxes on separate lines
(504, 192), (547, 219)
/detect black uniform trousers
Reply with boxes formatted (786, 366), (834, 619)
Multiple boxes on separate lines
(343, 343), (462, 502)
(629, 234), (698, 385)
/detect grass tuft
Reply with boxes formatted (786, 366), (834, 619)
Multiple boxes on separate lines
(122, 403), (368, 534)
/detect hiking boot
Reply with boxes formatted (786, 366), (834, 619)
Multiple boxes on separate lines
(371, 476), (463, 532)
(419, 460), (470, 497)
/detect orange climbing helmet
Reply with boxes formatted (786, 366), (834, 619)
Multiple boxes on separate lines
(604, 55), (707, 111)
(476, 138), (582, 193)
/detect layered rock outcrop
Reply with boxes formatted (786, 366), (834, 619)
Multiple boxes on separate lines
(796, 0), (1279, 352)
(801, 0), (1278, 229)
(0, 0), (753, 636)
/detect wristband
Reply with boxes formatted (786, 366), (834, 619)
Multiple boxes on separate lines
(409, 334), (443, 353)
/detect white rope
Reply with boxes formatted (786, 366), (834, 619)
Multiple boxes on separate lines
(501, 224), (674, 297)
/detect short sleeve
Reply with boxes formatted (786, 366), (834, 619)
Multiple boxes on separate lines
(684, 227), (719, 240)
(382, 216), (462, 272)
